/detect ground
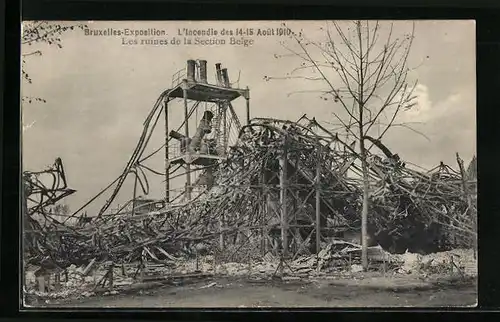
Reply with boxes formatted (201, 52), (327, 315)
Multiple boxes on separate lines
(33, 273), (477, 308)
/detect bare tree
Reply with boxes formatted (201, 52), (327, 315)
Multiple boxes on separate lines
(269, 20), (418, 270)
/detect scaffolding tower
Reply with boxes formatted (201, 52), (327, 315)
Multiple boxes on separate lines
(164, 59), (250, 203)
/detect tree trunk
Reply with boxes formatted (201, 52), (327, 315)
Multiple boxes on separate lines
(359, 138), (369, 270)
(356, 20), (369, 271)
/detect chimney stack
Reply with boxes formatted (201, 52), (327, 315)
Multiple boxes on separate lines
(215, 63), (223, 86)
(221, 68), (230, 88)
(199, 60), (208, 84)
(186, 59), (196, 82)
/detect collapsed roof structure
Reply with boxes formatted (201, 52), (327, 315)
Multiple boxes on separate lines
(22, 60), (477, 272)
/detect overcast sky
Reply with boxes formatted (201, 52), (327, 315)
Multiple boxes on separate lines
(21, 20), (476, 214)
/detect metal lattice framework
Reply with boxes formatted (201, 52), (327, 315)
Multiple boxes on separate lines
(22, 61), (476, 270)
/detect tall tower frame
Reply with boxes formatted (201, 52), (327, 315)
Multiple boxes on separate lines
(163, 60), (250, 203)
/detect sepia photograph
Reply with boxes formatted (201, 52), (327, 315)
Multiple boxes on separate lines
(21, 20), (477, 308)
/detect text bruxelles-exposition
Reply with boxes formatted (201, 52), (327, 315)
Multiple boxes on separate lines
(84, 27), (292, 46)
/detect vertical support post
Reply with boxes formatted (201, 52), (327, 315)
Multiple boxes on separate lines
(235, 213), (240, 243)
(247, 253), (252, 277)
(132, 172), (138, 216)
(382, 255), (386, 276)
(219, 214), (224, 251)
(214, 248), (218, 275)
(108, 263), (114, 291)
(54, 273), (61, 292)
(139, 262), (145, 282)
(279, 136), (288, 259)
(196, 249), (199, 272)
(245, 87), (250, 125)
(472, 217), (477, 261)
(265, 193), (271, 253)
(261, 168), (266, 255)
(315, 140), (322, 254)
(164, 97), (170, 203)
(38, 275), (45, 292)
(183, 81), (192, 201)
(223, 103), (227, 153)
(456, 153), (476, 259)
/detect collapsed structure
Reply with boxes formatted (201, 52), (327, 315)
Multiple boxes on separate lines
(23, 60), (477, 293)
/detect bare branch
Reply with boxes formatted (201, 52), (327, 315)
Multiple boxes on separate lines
(272, 20), (420, 161)
(264, 75), (324, 82)
(21, 50), (42, 57)
(286, 90), (331, 97)
(390, 124), (431, 142)
(281, 24), (361, 125)
(367, 121), (431, 144)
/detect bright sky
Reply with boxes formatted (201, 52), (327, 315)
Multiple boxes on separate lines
(21, 20), (476, 215)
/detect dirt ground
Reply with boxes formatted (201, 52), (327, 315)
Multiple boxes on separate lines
(37, 274), (477, 308)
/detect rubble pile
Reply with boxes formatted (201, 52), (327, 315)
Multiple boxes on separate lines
(24, 261), (137, 300)
(169, 243), (476, 279)
(393, 248), (477, 277)
(23, 116), (476, 294)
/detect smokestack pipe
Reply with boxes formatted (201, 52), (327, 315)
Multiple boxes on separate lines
(186, 60), (196, 82)
(199, 60), (208, 84)
(189, 111), (214, 152)
(221, 68), (230, 88)
(215, 63), (223, 86)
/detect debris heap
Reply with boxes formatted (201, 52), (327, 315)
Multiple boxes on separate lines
(23, 117), (476, 278)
